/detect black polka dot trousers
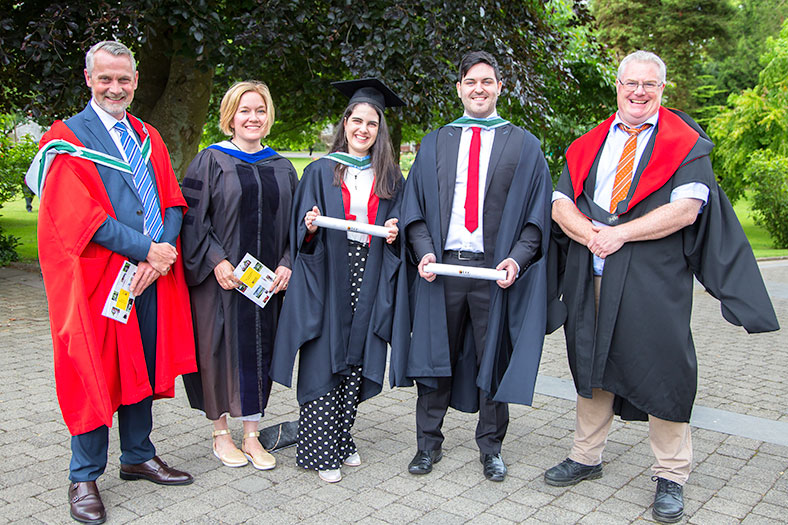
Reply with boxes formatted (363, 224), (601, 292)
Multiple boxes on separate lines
(296, 240), (368, 470)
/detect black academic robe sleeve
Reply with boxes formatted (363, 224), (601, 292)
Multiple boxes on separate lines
(545, 163), (576, 334)
(270, 161), (332, 393)
(684, 162), (779, 333)
(392, 130), (452, 391)
(368, 172), (406, 345)
(476, 131), (552, 406)
(180, 150), (229, 286)
(675, 111), (778, 333)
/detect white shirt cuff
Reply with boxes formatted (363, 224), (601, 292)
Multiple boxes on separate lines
(552, 191), (572, 203)
(670, 182), (709, 204)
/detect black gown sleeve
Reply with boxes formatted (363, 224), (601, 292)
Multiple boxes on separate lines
(180, 150), (229, 286)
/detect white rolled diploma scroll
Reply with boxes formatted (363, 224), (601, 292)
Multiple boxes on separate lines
(312, 215), (391, 238)
(423, 262), (507, 281)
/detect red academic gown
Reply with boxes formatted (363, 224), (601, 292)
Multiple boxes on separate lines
(37, 119), (197, 436)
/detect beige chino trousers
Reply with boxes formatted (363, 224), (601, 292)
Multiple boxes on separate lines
(567, 276), (692, 485)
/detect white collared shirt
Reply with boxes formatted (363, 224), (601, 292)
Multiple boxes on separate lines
(343, 165), (375, 243)
(444, 112), (498, 253)
(553, 111), (709, 275)
(90, 98), (137, 163)
(594, 111), (659, 210)
(90, 98), (160, 237)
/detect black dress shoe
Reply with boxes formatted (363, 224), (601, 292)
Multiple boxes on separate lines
(544, 457), (603, 486)
(652, 476), (684, 523)
(407, 449), (443, 475)
(119, 455), (193, 485)
(69, 481), (106, 524)
(481, 453), (507, 482)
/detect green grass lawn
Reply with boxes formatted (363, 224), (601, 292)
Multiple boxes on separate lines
(2, 166), (785, 262)
(280, 154), (311, 176)
(732, 199), (788, 258)
(0, 196), (38, 261)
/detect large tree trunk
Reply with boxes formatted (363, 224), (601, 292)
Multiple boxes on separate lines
(133, 40), (214, 180)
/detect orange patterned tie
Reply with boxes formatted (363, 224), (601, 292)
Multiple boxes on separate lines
(610, 123), (652, 213)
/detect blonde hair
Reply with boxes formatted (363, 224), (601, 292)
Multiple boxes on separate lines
(219, 81), (275, 137)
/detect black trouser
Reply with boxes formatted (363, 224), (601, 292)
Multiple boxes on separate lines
(415, 252), (509, 454)
(70, 283), (158, 481)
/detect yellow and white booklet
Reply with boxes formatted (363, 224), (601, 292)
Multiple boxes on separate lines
(102, 260), (137, 323)
(233, 253), (277, 309)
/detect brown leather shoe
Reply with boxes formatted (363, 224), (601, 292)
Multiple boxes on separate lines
(119, 456), (193, 485)
(68, 481), (106, 524)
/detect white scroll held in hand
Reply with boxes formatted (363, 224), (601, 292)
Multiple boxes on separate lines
(423, 262), (507, 281)
(312, 215), (391, 238)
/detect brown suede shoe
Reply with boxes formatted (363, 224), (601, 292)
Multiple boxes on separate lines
(68, 481), (106, 524)
(119, 455), (193, 485)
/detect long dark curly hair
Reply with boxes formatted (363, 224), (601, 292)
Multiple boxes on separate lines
(330, 102), (400, 200)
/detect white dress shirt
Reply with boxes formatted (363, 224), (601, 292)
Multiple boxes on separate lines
(343, 165), (375, 244)
(90, 98), (163, 237)
(445, 112), (498, 253)
(552, 111), (709, 275)
(90, 98), (138, 163)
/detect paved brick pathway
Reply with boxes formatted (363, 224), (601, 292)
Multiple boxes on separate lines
(1, 262), (786, 524)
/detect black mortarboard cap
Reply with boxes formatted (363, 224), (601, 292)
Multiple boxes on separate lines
(331, 78), (405, 110)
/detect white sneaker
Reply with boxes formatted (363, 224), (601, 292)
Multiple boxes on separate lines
(318, 468), (342, 483)
(343, 452), (361, 467)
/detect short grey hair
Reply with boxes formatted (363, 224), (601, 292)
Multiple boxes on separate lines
(617, 50), (666, 84)
(85, 41), (136, 75)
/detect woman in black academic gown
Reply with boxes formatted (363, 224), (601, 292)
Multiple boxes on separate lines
(180, 81), (298, 471)
(271, 79), (404, 483)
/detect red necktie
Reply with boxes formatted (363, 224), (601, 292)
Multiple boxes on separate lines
(465, 126), (481, 232)
(610, 123), (652, 213)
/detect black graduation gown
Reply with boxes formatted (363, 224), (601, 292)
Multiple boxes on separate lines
(549, 108), (779, 423)
(179, 147), (298, 419)
(391, 124), (552, 412)
(270, 158), (404, 405)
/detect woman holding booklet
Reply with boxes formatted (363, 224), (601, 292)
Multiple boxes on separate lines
(180, 81), (298, 471)
(271, 78), (404, 483)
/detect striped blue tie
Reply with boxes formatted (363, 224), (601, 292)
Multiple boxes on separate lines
(113, 122), (163, 241)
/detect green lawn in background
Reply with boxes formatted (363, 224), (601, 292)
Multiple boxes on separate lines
(281, 154), (311, 176)
(0, 196), (38, 261)
(732, 198), (788, 258)
(2, 158), (785, 262)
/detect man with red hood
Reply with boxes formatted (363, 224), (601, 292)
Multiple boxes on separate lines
(32, 40), (196, 524)
(545, 50), (778, 523)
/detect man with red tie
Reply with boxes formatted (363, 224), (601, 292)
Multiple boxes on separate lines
(546, 51), (778, 523)
(396, 51), (552, 482)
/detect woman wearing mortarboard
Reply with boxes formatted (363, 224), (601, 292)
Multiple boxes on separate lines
(180, 81), (298, 471)
(271, 79), (405, 483)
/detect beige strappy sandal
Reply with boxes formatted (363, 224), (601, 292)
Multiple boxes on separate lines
(242, 431), (276, 470)
(212, 429), (248, 468)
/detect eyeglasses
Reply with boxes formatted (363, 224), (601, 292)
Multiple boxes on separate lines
(618, 80), (663, 92)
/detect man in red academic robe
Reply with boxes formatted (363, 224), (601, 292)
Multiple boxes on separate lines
(34, 41), (197, 524)
(545, 50), (778, 524)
